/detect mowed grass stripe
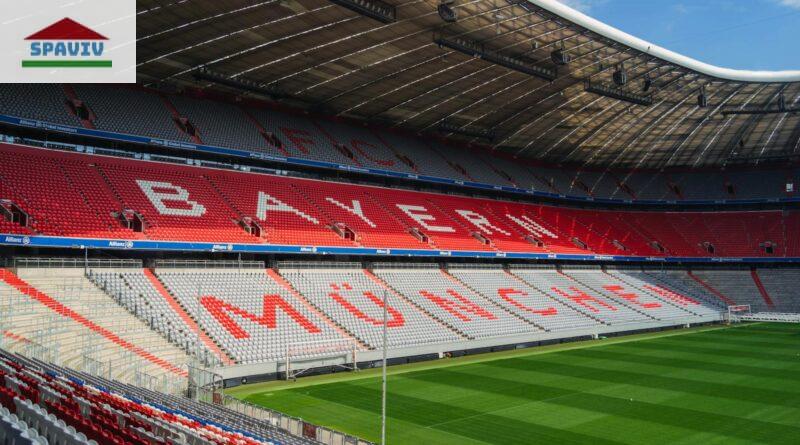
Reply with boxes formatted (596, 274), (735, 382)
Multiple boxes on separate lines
(272, 380), (629, 445)
(656, 332), (800, 352)
(480, 356), (800, 407)
(240, 323), (800, 444)
(564, 347), (800, 383)
(406, 368), (800, 444)
(620, 338), (798, 364)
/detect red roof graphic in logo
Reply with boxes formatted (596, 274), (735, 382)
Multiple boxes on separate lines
(25, 18), (107, 40)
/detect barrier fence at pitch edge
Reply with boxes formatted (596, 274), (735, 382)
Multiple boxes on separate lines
(0, 114), (794, 207)
(3, 233), (800, 263)
(196, 387), (375, 445)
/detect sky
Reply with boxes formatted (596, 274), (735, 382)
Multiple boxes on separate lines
(554, 0), (800, 71)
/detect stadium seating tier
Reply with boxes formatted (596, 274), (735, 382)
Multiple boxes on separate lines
(1, 143), (797, 258)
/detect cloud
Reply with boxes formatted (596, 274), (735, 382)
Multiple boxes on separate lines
(776, 0), (800, 9)
(553, 0), (607, 13)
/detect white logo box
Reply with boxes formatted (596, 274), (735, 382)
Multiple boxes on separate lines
(0, 0), (135, 83)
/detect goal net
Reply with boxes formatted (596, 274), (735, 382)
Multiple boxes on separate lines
(285, 339), (358, 380)
(725, 304), (752, 324)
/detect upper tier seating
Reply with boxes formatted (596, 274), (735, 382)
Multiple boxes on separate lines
(72, 85), (191, 142)
(375, 132), (465, 179)
(0, 143), (797, 258)
(0, 350), (305, 445)
(281, 266), (463, 349)
(373, 266), (540, 339)
(314, 119), (414, 172)
(155, 269), (348, 364)
(0, 84), (80, 127)
(246, 106), (353, 164)
(3, 84), (796, 202)
(170, 95), (270, 150)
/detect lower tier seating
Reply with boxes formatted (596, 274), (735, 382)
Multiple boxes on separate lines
(756, 269), (800, 313)
(87, 269), (217, 363)
(561, 267), (696, 321)
(508, 266), (653, 326)
(280, 265), (463, 349)
(6, 261), (799, 376)
(373, 265), (545, 339)
(447, 267), (602, 332)
(154, 268), (348, 365)
(0, 349), (305, 445)
(0, 268), (189, 394)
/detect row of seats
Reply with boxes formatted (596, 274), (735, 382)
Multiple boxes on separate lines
(281, 267), (463, 348)
(0, 84), (797, 201)
(0, 350), (302, 445)
(0, 267), (190, 399)
(2, 143), (798, 257)
(155, 269), (346, 365)
(46, 265), (730, 367)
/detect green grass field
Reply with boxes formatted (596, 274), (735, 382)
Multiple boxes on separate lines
(229, 323), (800, 444)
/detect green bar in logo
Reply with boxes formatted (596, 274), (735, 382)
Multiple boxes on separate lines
(21, 60), (112, 68)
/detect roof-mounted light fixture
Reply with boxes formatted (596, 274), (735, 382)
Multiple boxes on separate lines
(434, 32), (556, 81)
(193, 68), (287, 99)
(328, 0), (396, 23)
(438, 0), (457, 23)
(585, 80), (653, 106)
(438, 120), (495, 141)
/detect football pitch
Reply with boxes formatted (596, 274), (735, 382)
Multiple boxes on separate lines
(228, 323), (800, 444)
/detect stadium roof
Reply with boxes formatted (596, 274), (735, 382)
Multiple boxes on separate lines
(136, 0), (800, 168)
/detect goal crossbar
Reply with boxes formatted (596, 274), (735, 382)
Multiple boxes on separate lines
(725, 304), (752, 324)
(285, 339), (358, 380)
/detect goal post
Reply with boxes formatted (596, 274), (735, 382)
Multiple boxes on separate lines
(725, 304), (752, 324)
(285, 339), (358, 381)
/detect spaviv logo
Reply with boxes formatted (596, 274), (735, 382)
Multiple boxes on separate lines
(23, 18), (110, 69)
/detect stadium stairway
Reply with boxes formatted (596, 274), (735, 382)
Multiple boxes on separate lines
(142, 268), (236, 366)
(749, 269), (775, 309)
(61, 84), (95, 129)
(602, 269), (717, 318)
(0, 268), (188, 382)
(686, 271), (736, 305)
(241, 107), (290, 156)
(363, 269), (472, 339)
(160, 95), (203, 145)
(558, 269), (660, 322)
(504, 269), (609, 326)
(267, 268), (368, 350)
(443, 268), (548, 331)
